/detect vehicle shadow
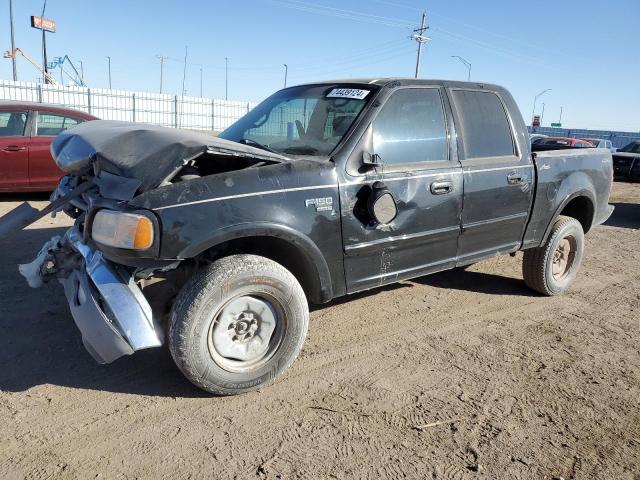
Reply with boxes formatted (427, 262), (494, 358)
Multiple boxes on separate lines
(0, 226), (208, 398)
(603, 203), (640, 229)
(412, 267), (535, 297)
(0, 192), (51, 202)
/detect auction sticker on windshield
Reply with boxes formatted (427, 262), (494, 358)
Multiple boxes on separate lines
(326, 88), (370, 100)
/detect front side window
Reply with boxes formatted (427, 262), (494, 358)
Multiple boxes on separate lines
(372, 88), (448, 167)
(451, 90), (515, 159)
(0, 110), (28, 137)
(219, 85), (374, 156)
(36, 113), (83, 136)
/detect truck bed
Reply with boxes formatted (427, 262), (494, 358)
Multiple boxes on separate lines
(522, 148), (614, 249)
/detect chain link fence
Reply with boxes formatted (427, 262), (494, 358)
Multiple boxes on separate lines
(0, 80), (257, 132)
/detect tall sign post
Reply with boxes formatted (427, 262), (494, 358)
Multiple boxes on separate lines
(30, 14), (56, 84)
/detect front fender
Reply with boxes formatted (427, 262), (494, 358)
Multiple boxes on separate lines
(179, 222), (334, 303)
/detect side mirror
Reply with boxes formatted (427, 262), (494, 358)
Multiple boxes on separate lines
(368, 181), (397, 225)
(362, 151), (381, 166)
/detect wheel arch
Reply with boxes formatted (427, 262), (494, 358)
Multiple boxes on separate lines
(541, 190), (595, 245)
(180, 223), (334, 304)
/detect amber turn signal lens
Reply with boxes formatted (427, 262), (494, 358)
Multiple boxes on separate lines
(133, 217), (153, 249)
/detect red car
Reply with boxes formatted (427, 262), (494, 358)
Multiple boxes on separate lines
(532, 136), (595, 148)
(0, 101), (97, 192)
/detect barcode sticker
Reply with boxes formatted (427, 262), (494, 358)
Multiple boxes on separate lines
(326, 88), (370, 100)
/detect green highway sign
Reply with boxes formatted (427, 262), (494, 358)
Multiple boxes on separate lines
(551, 123), (562, 127)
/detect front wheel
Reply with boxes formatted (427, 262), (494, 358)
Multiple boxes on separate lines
(168, 254), (309, 395)
(522, 216), (585, 296)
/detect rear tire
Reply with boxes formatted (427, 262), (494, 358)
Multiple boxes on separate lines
(522, 216), (584, 296)
(168, 254), (309, 395)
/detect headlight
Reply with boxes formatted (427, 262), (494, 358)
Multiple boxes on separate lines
(91, 210), (154, 250)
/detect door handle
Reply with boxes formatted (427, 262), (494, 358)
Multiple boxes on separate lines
(507, 172), (524, 185)
(3, 145), (26, 152)
(430, 181), (454, 195)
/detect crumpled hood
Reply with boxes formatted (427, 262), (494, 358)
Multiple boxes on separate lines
(51, 120), (288, 192)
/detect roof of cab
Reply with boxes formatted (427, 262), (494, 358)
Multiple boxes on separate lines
(291, 78), (506, 91)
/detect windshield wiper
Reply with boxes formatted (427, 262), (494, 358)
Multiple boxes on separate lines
(238, 138), (278, 154)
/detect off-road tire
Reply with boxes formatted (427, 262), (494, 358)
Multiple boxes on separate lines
(522, 216), (584, 296)
(168, 254), (309, 395)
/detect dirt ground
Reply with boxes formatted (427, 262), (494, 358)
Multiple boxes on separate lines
(0, 182), (638, 480)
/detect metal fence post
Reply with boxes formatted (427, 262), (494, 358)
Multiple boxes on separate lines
(211, 99), (216, 131)
(132, 93), (136, 122)
(87, 88), (92, 115)
(174, 95), (179, 128)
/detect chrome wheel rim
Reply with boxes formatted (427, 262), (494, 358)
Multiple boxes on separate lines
(207, 295), (284, 373)
(552, 235), (576, 281)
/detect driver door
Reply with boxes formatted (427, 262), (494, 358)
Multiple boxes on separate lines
(340, 87), (463, 293)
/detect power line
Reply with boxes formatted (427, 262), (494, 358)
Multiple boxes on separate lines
(267, 0), (415, 28)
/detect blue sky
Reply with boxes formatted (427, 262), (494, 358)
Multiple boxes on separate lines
(2, 0), (638, 131)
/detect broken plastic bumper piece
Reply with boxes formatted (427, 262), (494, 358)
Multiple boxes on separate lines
(23, 227), (163, 364)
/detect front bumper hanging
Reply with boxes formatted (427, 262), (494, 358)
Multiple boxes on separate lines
(20, 227), (163, 364)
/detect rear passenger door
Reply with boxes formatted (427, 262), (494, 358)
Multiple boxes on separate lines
(0, 109), (30, 191)
(448, 88), (533, 265)
(341, 87), (463, 292)
(29, 111), (84, 189)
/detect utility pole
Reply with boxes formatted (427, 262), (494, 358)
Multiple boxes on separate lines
(411, 11), (431, 78)
(156, 54), (167, 93)
(181, 46), (188, 96)
(9, 0), (17, 80)
(451, 55), (471, 81)
(283, 64), (288, 88)
(225, 57), (228, 100)
(200, 67), (203, 97)
(106, 56), (111, 88)
(40, 0), (49, 83)
(531, 88), (551, 125)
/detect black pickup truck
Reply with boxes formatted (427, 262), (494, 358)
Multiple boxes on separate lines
(4, 79), (614, 395)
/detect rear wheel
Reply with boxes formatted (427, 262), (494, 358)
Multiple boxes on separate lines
(522, 216), (584, 296)
(168, 254), (309, 395)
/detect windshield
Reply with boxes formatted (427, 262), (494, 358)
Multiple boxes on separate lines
(219, 84), (375, 156)
(620, 142), (640, 153)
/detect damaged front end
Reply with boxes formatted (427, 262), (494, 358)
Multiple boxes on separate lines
(1, 121), (289, 364)
(20, 227), (163, 364)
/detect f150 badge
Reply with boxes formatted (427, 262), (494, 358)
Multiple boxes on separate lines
(305, 197), (334, 213)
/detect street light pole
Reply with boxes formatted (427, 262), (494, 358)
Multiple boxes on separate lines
(9, 0), (17, 80)
(451, 55), (471, 81)
(541, 102), (546, 126)
(225, 57), (228, 100)
(283, 64), (288, 88)
(106, 56), (111, 89)
(200, 67), (203, 97)
(532, 88), (551, 125)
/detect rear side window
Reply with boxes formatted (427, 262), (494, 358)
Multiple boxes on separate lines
(0, 111), (28, 137)
(451, 90), (515, 159)
(373, 88), (448, 166)
(36, 113), (83, 136)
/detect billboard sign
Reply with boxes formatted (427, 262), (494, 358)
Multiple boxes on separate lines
(532, 115), (541, 128)
(31, 16), (56, 33)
